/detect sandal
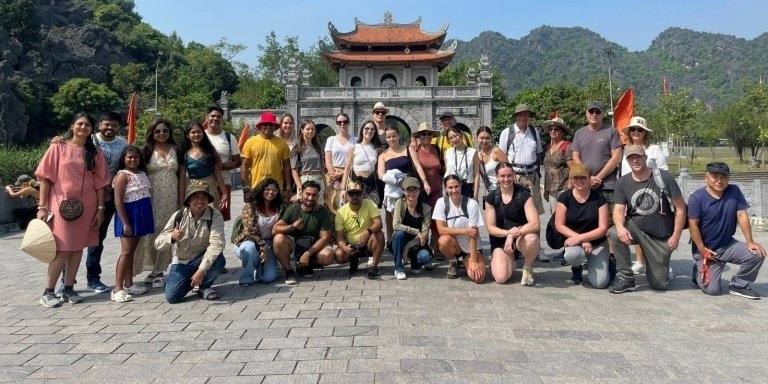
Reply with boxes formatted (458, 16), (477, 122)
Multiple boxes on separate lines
(151, 275), (165, 288)
(125, 285), (147, 295)
(199, 288), (219, 300)
(143, 274), (155, 285)
(111, 290), (132, 303)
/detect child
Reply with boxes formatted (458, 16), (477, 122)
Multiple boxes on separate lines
(112, 145), (155, 302)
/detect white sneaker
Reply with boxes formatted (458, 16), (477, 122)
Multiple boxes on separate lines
(521, 266), (535, 286)
(395, 271), (407, 280)
(631, 262), (646, 275)
(151, 276), (165, 288)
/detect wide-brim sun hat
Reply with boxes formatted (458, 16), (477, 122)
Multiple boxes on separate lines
(184, 180), (215, 206)
(20, 219), (56, 263)
(542, 118), (570, 134)
(415, 122), (440, 136)
(372, 102), (389, 114)
(622, 116), (653, 135)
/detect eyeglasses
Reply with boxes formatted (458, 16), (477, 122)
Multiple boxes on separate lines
(154, 129), (170, 134)
(264, 188), (279, 193)
(373, 111), (386, 116)
(362, 126), (375, 131)
(548, 128), (561, 132)
(587, 109), (602, 115)
(336, 120), (349, 125)
(420, 132), (433, 137)
(628, 127), (645, 133)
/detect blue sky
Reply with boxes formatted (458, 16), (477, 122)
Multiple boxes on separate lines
(134, 0), (767, 67)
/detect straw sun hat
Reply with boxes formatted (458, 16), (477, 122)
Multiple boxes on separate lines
(20, 219), (56, 263)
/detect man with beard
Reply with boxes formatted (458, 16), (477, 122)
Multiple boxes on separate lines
(334, 181), (385, 279)
(204, 106), (240, 221)
(241, 112), (291, 200)
(272, 180), (335, 284)
(607, 145), (686, 294)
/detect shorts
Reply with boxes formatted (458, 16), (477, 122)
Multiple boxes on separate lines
(489, 235), (522, 259)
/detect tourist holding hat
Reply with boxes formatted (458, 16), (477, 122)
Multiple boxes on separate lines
(5, 174), (40, 229)
(340, 119), (383, 206)
(241, 111), (292, 200)
(542, 117), (573, 214)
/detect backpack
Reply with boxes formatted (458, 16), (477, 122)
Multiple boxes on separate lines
(650, 160), (688, 229)
(230, 215), (243, 244)
(546, 214), (566, 249)
(505, 125), (542, 175)
(443, 195), (470, 222)
(174, 208), (212, 232)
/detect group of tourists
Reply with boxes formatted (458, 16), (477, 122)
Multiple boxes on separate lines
(28, 100), (765, 308)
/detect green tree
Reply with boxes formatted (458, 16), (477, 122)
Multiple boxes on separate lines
(648, 88), (706, 167)
(50, 78), (121, 124)
(159, 92), (211, 131)
(109, 62), (148, 98)
(0, 0), (39, 47)
(170, 44), (239, 102)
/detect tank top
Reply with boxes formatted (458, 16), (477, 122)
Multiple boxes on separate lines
(256, 211), (279, 240)
(385, 155), (411, 174)
(113, 170), (152, 203)
(352, 144), (377, 173)
(185, 153), (214, 179)
(483, 155), (500, 186)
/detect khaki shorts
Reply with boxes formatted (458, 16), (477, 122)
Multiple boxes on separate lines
(515, 173), (545, 215)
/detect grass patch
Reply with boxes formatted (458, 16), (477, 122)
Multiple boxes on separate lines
(0, 145), (46, 185)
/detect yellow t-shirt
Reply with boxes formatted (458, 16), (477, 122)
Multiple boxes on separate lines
(242, 134), (290, 188)
(432, 130), (475, 157)
(335, 199), (380, 244)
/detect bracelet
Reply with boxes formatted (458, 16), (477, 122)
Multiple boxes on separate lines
(98, 206), (106, 210)
(37, 206), (48, 211)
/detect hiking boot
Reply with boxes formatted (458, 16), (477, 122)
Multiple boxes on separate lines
(521, 266), (535, 286)
(728, 286), (761, 300)
(609, 278), (637, 294)
(446, 262), (459, 279)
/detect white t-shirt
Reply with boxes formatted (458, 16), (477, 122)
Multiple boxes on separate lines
(325, 136), (355, 168)
(444, 147), (477, 181)
(432, 197), (485, 253)
(206, 130), (240, 185)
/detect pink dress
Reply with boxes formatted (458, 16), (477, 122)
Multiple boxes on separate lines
(35, 142), (110, 251)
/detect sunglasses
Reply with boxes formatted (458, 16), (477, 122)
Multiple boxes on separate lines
(264, 187), (279, 193)
(628, 127), (645, 133)
(154, 129), (170, 134)
(336, 120), (349, 125)
(587, 109), (602, 115)
(373, 111), (386, 116)
(548, 128), (562, 132)
(362, 126), (375, 131)
(347, 191), (363, 197)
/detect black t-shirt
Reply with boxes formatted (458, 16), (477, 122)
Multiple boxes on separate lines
(614, 170), (681, 239)
(483, 186), (531, 230)
(401, 207), (423, 243)
(557, 189), (607, 245)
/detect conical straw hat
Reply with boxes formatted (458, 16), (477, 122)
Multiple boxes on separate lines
(20, 219), (56, 263)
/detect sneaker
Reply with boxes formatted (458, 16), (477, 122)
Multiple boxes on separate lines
(446, 262), (459, 279)
(728, 286), (761, 300)
(297, 265), (314, 278)
(521, 266), (535, 286)
(125, 285), (147, 295)
(609, 278), (637, 294)
(39, 292), (62, 308)
(110, 290), (132, 303)
(87, 280), (110, 293)
(58, 289), (84, 304)
(349, 262), (359, 276)
(423, 262), (434, 271)
(566, 266), (583, 285)
(367, 258), (374, 268)
(152, 276), (165, 288)
(367, 267), (381, 280)
(691, 264), (699, 288)
(285, 270), (298, 285)
(411, 267), (423, 275)
(631, 262), (646, 275)
(395, 271), (407, 280)
(435, 250), (445, 261)
(536, 253), (549, 263)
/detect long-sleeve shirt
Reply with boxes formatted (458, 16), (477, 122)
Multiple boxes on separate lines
(392, 199), (432, 254)
(154, 206), (225, 271)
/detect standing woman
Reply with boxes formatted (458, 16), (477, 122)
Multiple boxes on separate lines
(542, 118), (573, 214)
(378, 125), (430, 242)
(135, 119), (184, 288)
(618, 116), (668, 276)
(340, 120), (382, 204)
(180, 121), (228, 210)
(325, 113), (355, 213)
(476, 126), (509, 195)
(554, 164), (610, 288)
(444, 126), (481, 199)
(35, 112), (110, 307)
(291, 120), (326, 205)
(279, 113), (297, 151)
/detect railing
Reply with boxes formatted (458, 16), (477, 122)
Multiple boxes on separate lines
(298, 86), (483, 100)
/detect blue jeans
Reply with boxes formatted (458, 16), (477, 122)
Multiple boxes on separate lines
(165, 253), (225, 304)
(392, 231), (431, 273)
(86, 199), (115, 283)
(233, 239), (277, 285)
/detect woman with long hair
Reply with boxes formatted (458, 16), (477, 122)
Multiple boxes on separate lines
(290, 120), (326, 205)
(34, 112), (110, 307)
(325, 113), (356, 213)
(542, 118), (573, 214)
(484, 163), (541, 285)
(279, 113), (297, 150)
(444, 126), (481, 199)
(340, 119), (382, 204)
(232, 178), (283, 285)
(179, 120), (227, 210)
(476, 126), (509, 195)
(134, 119), (184, 288)
(391, 177), (433, 279)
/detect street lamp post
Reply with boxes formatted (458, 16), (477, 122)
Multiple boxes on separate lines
(154, 51), (163, 116)
(604, 47), (615, 126)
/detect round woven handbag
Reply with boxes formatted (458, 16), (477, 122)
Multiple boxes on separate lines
(59, 198), (84, 221)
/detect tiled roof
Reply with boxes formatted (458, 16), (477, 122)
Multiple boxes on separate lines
(330, 23), (447, 46)
(322, 50), (455, 67)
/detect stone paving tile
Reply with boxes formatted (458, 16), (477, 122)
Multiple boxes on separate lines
(207, 376), (265, 384)
(124, 352), (180, 365)
(225, 349), (278, 362)
(275, 347), (327, 361)
(294, 359), (348, 374)
(347, 358), (400, 373)
(72, 353), (131, 366)
(23, 353), (83, 366)
(161, 340), (214, 352)
(241, 360), (297, 375)
(261, 374), (318, 384)
(258, 337), (307, 349)
(184, 362), (245, 377)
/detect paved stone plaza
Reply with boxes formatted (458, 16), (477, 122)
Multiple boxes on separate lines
(1, 190), (766, 383)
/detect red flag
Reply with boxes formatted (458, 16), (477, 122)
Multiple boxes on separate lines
(238, 123), (250, 150)
(127, 92), (137, 144)
(550, 111), (559, 119)
(613, 88), (634, 145)
(662, 77), (670, 96)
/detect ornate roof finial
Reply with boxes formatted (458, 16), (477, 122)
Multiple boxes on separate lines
(384, 11), (393, 24)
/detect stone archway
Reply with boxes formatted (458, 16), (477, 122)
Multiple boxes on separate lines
(384, 106), (419, 134)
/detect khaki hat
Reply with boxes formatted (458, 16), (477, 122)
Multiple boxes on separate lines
(402, 177), (421, 190)
(415, 122), (440, 136)
(513, 104), (532, 117)
(542, 118), (570, 134)
(184, 180), (214, 206)
(622, 116), (652, 135)
(372, 102), (389, 114)
(20, 219), (56, 263)
(569, 164), (590, 178)
(624, 144), (646, 158)
(346, 181), (364, 193)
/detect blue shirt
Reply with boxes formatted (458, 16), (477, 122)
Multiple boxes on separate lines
(688, 184), (748, 253)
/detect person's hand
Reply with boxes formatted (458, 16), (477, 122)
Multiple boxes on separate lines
(191, 268), (205, 287)
(357, 230), (371, 246)
(418, 233), (427, 246)
(123, 223), (133, 237)
(564, 235), (581, 247)
(50, 135), (63, 144)
(36, 208), (47, 221)
(297, 251), (311, 267)
(290, 194), (301, 203)
(466, 255), (486, 283)
(667, 233), (680, 252)
(582, 241), (593, 254)
(503, 236), (515, 255)
(589, 176), (602, 188)
(243, 189), (252, 203)
(747, 241), (767, 257)
(4, 185), (12, 195)
(543, 190), (550, 202)
(339, 190), (348, 203)
(259, 252), (267, 264)
(466, 227), (479, 239)
(423, 184), (432, 196)
(292, 218), (304, 231)
(617, 226), (633, 245)
(92, 209), (104, 227)
(171, 222), (184, 241)
(218, 190), (228, 209)
(507, 227), (521, 239)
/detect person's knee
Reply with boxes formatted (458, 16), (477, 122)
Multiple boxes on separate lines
(492, 270), (511, 284)
(417, 249), (431, 265)
(700, 281), (721, 296)
(564, 246), (585, 265)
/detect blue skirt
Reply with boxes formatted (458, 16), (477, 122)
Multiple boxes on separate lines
(114, 197), (155, 237)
